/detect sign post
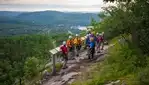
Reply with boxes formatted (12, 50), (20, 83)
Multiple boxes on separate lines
(51, 40), (57, 75)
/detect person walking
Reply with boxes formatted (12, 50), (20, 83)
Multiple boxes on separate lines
(88, 37), (96, 60)
(96, 33), (102, 53)
(73, 34), (82, 57)
(66, 36), (75, 59)
(85, 34), (91, 56)
(101, 32), (105, 50)
(60, 41), (68, 69)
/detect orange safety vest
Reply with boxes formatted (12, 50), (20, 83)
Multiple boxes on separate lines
(66, 39), (73, 48)
(73, 37), (81, 45)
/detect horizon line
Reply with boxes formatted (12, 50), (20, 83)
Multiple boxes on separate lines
(0, 10), (101, 13)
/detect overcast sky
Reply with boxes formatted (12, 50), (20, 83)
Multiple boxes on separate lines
(0, 0), (115, 12)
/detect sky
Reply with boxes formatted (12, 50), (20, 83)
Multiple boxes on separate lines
(0, 0), (116, 12)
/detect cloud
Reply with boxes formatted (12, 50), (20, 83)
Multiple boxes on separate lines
(0, 0), (115, 12)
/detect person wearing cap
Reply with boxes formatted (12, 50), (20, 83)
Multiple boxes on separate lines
(96, 33), (102, 53)
(66, 35), (75, 59)
(88, 37), (96, 60)
(66, 36), (74, 51)
(60, 41), (68, 69)
(85, 34), (91, 56)
(90, 31), (97, 45)
(85, 34), (90, 49)
(101, 32), (105, 50)
(73, 34), (82, 57)
(87, 29), (91, 34)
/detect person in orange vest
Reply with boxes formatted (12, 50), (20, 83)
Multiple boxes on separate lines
(66, 36), (75, 59)
(73, 34), (82, 57)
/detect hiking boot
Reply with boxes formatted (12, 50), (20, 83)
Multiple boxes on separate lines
(62, 66), (68, 69)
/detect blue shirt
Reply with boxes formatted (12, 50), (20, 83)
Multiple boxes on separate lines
(90, 42), (95, 48)
(86, 36), (90, 45)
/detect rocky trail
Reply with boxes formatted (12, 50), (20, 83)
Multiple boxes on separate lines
(42, 45), (113, 85)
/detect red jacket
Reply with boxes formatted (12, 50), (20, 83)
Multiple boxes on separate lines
(60, 45), (68, 54)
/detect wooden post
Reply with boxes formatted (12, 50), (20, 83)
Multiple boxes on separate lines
(51, 40), (56, 75)
(51, 54), (56, 75)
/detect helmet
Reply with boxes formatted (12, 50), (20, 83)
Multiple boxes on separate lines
(63, 41), (66, 45)
(76, 34), (79, 37)
(96, 33), (99, 35)
(69, 36), (72, 39)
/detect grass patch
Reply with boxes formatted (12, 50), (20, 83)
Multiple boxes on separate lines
(72, 38), (149, 85)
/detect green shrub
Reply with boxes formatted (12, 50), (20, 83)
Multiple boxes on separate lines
(72, 40), (143, 85)
(24, 57), (39, 79)
(55, 63), (63, 72)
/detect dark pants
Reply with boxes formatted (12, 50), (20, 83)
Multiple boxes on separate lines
(86, 44), (90, 55)
(75, 45), (81, 57)
(96, 42), (101, 52)
(68, 47), (75, 59)
(69, 46), (74, 52)
(61, 53), (68, 68)
(88, 47), (95, 59)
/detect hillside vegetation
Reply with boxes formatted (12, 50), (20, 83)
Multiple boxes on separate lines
(0, 34), (54, 85)
(72, 0), (149, 85)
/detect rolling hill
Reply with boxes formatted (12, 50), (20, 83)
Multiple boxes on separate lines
(0, 11), (99, 36)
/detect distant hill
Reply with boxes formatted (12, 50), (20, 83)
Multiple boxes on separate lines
(16, 11), (99, 25)
(0, 11), (22, 17)
(0, 11), (99, 36)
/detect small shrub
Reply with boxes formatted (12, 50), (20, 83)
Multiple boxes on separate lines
(24, 57), (39, 79)
(55, 63), (63, 72)
(46, 68), (52, 73)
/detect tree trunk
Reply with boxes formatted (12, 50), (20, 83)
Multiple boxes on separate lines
(19, 78), (22, 85)
(131, 27), (139, 48)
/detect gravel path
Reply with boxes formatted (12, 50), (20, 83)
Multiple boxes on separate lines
(43, 45), (112, 85)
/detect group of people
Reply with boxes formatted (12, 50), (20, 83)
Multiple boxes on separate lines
(60, 30), (105, 69)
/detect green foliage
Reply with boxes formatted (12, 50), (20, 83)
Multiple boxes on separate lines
(24, 57), (39, 79)
(55, 63), (63, 72)
(92, 0), (149, 53)
(51, 33), (69, 46)
(80, 0), (149, 84)
(0, 34), (53, 85)
(72, 39), (147, 85)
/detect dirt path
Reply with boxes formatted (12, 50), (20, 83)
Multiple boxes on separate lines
(43, 45), (112, 85)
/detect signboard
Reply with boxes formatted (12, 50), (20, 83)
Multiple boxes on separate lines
(55, 47), (60, 51)
(50, 49), (58, 55)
